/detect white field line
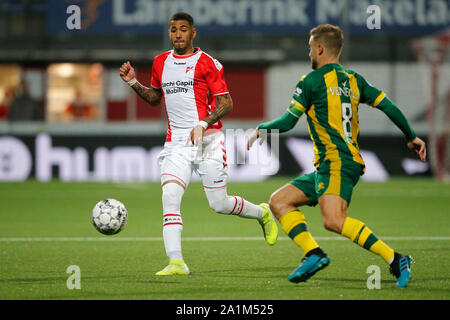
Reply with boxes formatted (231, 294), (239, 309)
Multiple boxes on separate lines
(0, 236), (449, 242)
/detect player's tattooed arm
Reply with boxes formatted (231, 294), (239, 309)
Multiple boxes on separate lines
(131, 82), (162, 106)
(202, 94), (233, 125)
(188, 94), (232, 146)
(188, 94), (232, 145)
(119, 61), (162, 106)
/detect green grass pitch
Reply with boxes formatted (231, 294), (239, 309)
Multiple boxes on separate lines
(0, 178), (449, 300)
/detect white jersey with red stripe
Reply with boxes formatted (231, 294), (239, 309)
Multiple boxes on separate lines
(151, 48), (229, 143)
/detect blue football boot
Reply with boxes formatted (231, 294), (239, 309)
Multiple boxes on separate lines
(288, 250), (330, 283)
(390, 252), (413, 288)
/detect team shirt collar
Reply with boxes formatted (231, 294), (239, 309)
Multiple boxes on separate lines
(171, 47), (202, 59)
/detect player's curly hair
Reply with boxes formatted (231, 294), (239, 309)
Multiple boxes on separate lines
(310, 24), (344, 57)
(169, 12), (194, 27)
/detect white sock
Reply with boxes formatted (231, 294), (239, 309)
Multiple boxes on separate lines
(238, 197), (263, 219)
(162, 182), (185, 261)
(205, 187), (263, 219)
(163, 223), (183, 261)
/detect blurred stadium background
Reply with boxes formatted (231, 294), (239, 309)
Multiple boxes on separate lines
(0, 0), (449, 183)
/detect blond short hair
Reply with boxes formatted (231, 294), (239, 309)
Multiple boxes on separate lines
(310, 24), (344, 57)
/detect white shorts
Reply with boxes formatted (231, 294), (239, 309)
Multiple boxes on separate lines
(158, 131), (227, 189)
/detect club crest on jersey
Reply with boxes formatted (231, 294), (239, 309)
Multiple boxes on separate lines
(186, 66), (194, 74)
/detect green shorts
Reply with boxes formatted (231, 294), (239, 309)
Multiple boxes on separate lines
(290, 160), (364, 206)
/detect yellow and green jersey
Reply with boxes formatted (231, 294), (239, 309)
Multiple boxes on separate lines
(284, 63), (415, 170)
(258, 63), (416, 172)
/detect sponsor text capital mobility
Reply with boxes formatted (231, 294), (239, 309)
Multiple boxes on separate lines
(162, 80), (198, 94)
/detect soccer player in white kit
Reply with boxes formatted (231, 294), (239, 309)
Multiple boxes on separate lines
(120, 12), (278, 275)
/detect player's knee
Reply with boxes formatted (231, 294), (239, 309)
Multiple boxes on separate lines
(268, 192), (283, 219)
(269, 192), (295, 220)
(162, 182), (183, 211)
(162, 184), (180, 200)
(205, 188), (233, 214)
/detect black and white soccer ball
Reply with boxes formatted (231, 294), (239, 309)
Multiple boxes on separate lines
(92, 199), (128, 235)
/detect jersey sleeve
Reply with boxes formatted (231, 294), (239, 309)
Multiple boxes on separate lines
(203, 56), (229, 96)
(258, 109), (299, 133)
(357, 74), (416, 141)
(150, 54), (165, 89)
(288, 74), (312, 117)
(357, 74), (386, 107)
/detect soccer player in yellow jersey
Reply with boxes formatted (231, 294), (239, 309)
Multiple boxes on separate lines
(248, 24), (426, 288)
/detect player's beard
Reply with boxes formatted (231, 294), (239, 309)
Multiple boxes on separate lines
(173, 43), (188, 55)
(172, 36), (193, 55)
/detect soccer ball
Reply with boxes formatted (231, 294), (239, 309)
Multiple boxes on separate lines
(92, 198), (128, 235)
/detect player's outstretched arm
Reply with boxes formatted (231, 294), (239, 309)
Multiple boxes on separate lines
(375, 98), (426, 162)
(247, 109), (300, 150)
(119, 61), (162, 106)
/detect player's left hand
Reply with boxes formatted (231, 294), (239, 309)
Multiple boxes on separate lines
(247, 129), (259, 150)
(407, 137), (426, 162)
(247, 128), (266, 150)
(188, 124), (205, 146)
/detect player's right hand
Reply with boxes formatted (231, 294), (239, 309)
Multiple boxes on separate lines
(119, 61), (136, 82)
(247, 128), (260, 150)
(188, 124), (205, 147)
